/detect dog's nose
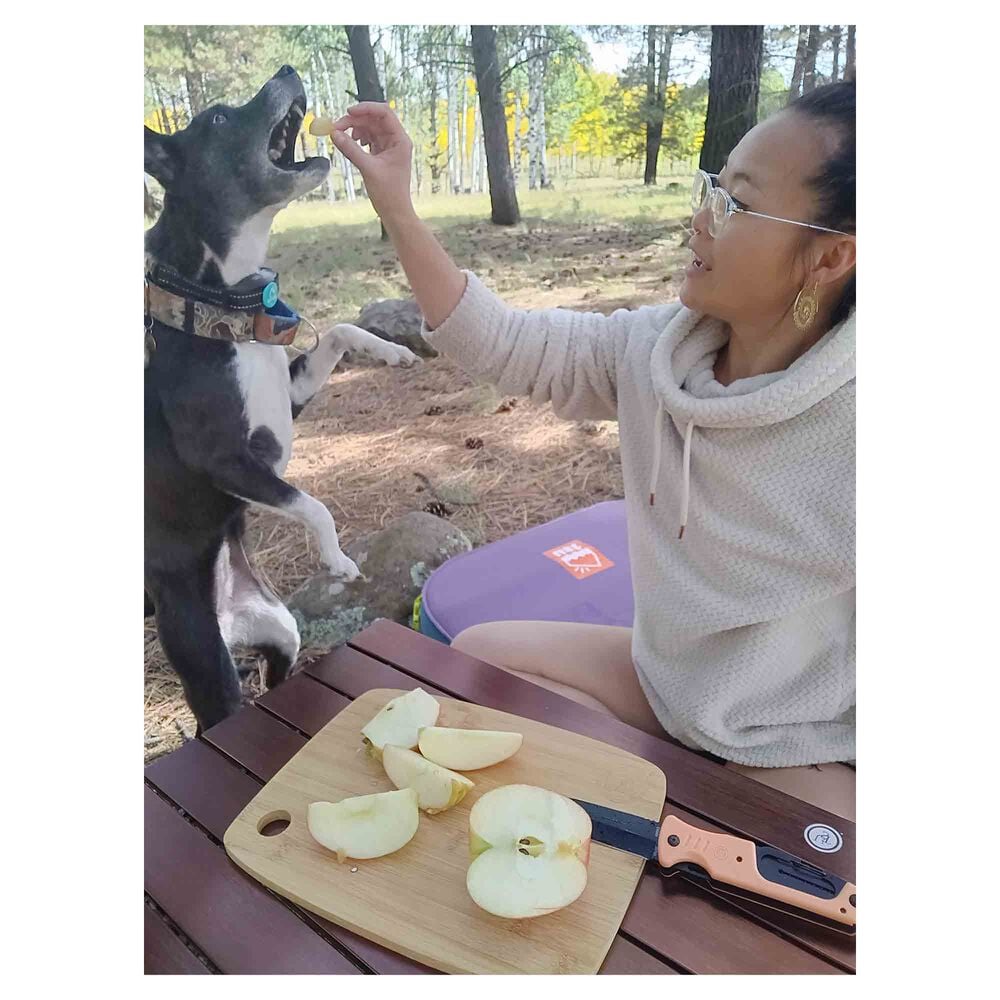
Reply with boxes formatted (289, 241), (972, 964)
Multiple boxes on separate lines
(274, 65), (296, 78)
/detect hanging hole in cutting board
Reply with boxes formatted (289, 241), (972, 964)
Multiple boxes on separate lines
(257, 809), (291, 837)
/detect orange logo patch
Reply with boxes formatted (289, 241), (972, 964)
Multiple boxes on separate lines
(543, 540), (615, 580)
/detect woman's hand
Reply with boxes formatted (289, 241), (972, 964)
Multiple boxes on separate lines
(331, 103), (416, 224)
(328, 102), (466, 328)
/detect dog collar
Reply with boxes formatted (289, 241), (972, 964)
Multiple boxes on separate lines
(144, 255), (298, 347)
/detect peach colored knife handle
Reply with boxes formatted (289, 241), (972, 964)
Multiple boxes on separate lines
(657, 815), (856, 928)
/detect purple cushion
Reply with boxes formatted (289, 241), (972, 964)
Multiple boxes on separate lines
(421, 500), (633, 641)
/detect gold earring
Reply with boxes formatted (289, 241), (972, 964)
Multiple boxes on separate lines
(793, 284), (820, 331)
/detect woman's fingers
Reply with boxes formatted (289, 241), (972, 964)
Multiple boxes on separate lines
(346, 102), (394, 119)
(331, 129), (374, 169)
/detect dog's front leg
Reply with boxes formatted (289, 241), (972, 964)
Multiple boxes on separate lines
(210, 455), (359, 580)
(288, 322), (419, 418)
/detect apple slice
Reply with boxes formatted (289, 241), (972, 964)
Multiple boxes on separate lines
(382, 744), (474, 814)
(417, 726), (523, 770)
(308, 787), (419, 863)
(466, 785), (592, 918)
(360, 688), (440, 759)
(309, 115), (334, 136)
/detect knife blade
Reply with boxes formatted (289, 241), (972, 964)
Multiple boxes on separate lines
(573, 799), (856, 934)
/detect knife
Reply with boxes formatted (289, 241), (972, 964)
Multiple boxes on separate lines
(574, 799), (856, 934)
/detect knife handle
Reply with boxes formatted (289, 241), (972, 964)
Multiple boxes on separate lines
(657, 815), (856, 928)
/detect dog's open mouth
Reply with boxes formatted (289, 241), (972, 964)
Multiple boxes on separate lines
(267, 97), (307, 171)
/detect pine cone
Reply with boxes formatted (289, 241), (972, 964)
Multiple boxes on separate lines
(465, 436), (484, 450)
(423, 501), (452, 517)
(424, 405), (443, 416)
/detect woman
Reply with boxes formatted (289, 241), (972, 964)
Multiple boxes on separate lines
(330, 82), (857, 820)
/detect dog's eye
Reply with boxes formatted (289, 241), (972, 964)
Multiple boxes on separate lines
(213, 113), (227, 125)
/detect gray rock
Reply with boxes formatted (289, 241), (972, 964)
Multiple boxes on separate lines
(356, 298), (438, 358)
(287, 511), (471, 652)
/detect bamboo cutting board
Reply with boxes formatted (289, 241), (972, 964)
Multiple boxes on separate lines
(224, 688), (666, 974)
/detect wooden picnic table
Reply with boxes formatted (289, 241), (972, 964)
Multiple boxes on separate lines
(144, 619), (856, 975)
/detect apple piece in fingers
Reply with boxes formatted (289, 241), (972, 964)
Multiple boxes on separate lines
(309, 115), (334, 136)
(360, 688), (440, 759)
(417, 726), (523, 770)
(382, 744), (474, 813)
(467, 785), (592, 918)
(308, 788), (419, 863)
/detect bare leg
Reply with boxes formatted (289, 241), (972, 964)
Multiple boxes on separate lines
(727, 762), (856, 822)
(451, 620), (663, 736)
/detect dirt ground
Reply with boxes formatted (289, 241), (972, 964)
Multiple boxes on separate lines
(144, 195), (691, 762)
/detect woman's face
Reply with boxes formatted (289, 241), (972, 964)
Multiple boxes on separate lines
(679, 111), (843, 326)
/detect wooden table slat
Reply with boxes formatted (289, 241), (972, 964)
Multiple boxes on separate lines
(144, 786), (362, 974)
(600, 936), (682, 975)
(256, 672), (351, 733)
(146, 728), (437, 975)
(273, 657), (846, 974)
(305, 644), (449, 699)
(144, 905), (213, 975)
(349, 621), (855, 880)
(201, 703), (307, 781)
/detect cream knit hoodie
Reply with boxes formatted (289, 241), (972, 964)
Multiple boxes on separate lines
(423, 272), (855, 767)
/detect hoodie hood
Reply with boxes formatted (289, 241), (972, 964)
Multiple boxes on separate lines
(650, 306), (856, 429)
(647, 306), (856, 536)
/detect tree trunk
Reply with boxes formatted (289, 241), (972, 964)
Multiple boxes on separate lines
(471, 25), (520, 225)
(789, 25), (808, 103)
(845, 25), (856, 81)
(512, 93), (522, 183)
(643, 25), (658, 185)
(316, 49), (355, 202)
(699, 25), (764, 175)
(644, 26), (673, 185)
(528, 26), (548, 190)
(344, 25), (387, 235)
(459, 70), (468, 192)
(831, 25), (842, 82)
(444, 55), (458, 194)
(803, 25), (821, 93)
(306, 61), (336, 202)
(471, 101), (482, 193)
(429, 68), (441, 194)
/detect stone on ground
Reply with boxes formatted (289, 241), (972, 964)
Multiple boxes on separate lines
(356, 298), (437, 358)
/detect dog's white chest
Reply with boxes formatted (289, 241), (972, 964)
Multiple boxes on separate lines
(233, 343), (293, 474)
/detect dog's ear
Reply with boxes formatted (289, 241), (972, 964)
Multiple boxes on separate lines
(144, 126), (181, 188)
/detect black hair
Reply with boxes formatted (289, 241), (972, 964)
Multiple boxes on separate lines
(787, 81), (856, 325)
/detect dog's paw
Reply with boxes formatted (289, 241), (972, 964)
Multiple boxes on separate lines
(324, 553), (361, 582)
(378, 343), (420, 368)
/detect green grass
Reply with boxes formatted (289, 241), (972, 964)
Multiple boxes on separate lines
(147, 173), (694, 327)
(273, 175), (691, 235)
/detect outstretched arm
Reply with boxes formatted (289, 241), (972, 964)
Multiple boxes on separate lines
(330, 104), (678, 422)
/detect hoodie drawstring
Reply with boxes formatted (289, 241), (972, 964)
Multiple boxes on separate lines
(678, 417), (694, 539)
(648, 399), (665, 507)
(648, 403), (695, 541)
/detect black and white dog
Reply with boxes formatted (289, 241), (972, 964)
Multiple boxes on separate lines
(144, 66), (416, 732)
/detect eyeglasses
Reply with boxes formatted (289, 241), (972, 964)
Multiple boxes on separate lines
(691, 169), (855, 239)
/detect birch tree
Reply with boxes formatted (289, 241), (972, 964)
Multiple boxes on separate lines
(527, 26), (549, 190)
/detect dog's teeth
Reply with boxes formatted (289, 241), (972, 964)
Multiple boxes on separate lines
(276, 138), (286, 153)
(268, 148), (281, 162)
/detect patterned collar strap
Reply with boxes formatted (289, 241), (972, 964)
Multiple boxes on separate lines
(146, 281), (258, 343)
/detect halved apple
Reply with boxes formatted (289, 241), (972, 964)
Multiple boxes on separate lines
(466, 785), (592, 918)
(360, 688), (440, 759)
(307, 787), (420, 863)
(417, 726), (522, 770)
(382, 744), (474, 814)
